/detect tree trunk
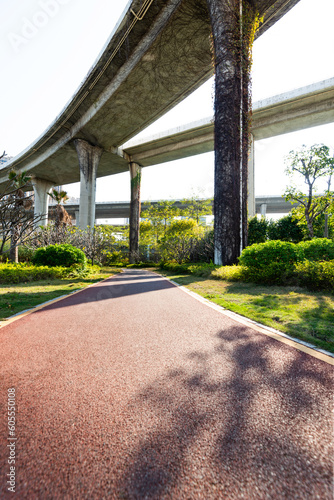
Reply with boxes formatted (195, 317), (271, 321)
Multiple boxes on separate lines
(305, 212), (314, 239)
(9, 228), (19, 263)
(206, 0), (254, 265)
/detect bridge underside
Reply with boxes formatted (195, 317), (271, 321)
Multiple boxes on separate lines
(0, 0), (300, 188)
(1, 0), (303, 263)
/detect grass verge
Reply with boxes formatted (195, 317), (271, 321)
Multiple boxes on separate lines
(159, 270), (334, 354)
(0, 267), (121, 321)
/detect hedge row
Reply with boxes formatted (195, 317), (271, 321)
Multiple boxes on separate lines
(0, 263), (69, 284)
(158, 239), (334, 292)
(238, 239), (334, 289)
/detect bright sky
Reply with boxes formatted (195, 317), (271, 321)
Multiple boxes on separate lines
(1, 0), (333, 206)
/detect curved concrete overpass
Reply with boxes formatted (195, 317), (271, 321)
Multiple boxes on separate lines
(123, 78), (334, 166)
(1, 0), (299, 190)
(60, 196), (298, 220)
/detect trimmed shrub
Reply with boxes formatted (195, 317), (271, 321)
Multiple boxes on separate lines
(294, 260), (334, 292)
(297, 238), (334, 262)
(239, 240), (304, 285)
(0, 263), (68, 284)
(32, 244), (86, 268)
(159, 261), (191, 274)
(239, 240), (303, 270)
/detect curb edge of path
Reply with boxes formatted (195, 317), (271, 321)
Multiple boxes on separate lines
(155, 272), (334, 366)
(1, 268), (333, 366)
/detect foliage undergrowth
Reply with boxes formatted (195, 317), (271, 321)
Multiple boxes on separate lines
(0, 262), (101, 284)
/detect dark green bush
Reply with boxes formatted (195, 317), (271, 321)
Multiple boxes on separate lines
(248, 216), (268, 245)
(239, 240), (304, 285)
(294, 260), (334, 292)
(32, 244), (86, 268)
(267, 214), (304, 243)
(297, 238), (334, 262)
(239, 240), (303, 270)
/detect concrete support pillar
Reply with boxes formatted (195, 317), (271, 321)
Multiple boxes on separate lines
(32, 178), (54, 227)
(129, 162), (142, 263)
(247, 134), (255, 218)
(74, 210), (80, 227)
(74, 139), (103, 229)
(260, 203), (267, 217)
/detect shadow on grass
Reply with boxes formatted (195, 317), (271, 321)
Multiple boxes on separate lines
(116, 326), (333, 498)
(162, 272), (334, 353)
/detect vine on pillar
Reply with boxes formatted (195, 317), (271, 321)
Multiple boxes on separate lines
(206, 0), (262, 265)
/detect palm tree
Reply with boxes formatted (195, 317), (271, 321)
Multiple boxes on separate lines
(49, 189), (71, 225)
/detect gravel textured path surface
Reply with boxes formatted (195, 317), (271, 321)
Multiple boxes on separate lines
(0, 269), (333, 499)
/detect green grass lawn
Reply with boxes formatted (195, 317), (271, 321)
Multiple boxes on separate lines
(159, 271), (334, 354)
(0, 267), (120, 321)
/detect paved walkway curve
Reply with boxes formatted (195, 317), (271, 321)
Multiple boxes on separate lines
(0, 269), (333, 499)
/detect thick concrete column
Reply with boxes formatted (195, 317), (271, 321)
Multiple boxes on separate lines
(129, 162), (142, 263)
(207, 0), (256, 265)
(32, 178), (54, 227)
(247, 134), (255, 218)
(74, 210), (80, 227)
(74, 139), (103, 229)
(260, 203), (267, 217)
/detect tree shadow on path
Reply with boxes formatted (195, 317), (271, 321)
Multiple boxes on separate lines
(117, 326), (333, 499)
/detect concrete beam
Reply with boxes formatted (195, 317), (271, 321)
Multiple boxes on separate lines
(124, 78), (334, 166)
(74, 139), (103, 229)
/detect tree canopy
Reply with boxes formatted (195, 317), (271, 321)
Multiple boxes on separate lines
(284, 144), (334, 239)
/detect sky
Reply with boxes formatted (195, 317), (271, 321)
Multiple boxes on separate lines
(1, 0), (333, 208)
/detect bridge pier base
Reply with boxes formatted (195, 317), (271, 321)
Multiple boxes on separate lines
(74, 139), (103, 229)
(32, 178), (54, 227)
(247, 134), (255, 218)
(129, 162), (142, 263)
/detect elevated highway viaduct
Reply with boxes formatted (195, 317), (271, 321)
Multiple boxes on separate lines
(60, 196), (298, 221)
(25, 77), (334, 225)
(0, 0), (318, 259)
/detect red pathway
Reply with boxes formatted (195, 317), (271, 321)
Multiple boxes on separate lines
(0, 269), (333, 499)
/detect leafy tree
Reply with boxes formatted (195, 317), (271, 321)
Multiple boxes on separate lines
(181, 197), (213, 224)
(141, 201), (179, 242)
(160, 219), (202, 263)
(0, 170), (44, 262)
(284, 144), (334, 239)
